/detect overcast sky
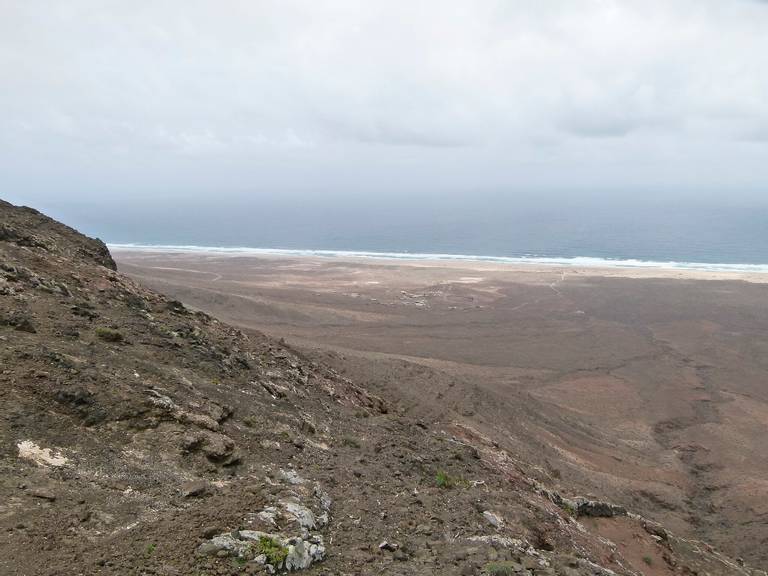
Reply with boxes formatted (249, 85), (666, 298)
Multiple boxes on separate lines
(2, 0), (768, 208)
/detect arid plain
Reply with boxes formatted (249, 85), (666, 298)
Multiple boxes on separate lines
(114, 249), (768, 566)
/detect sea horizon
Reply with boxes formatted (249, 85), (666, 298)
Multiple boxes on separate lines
(108, 243), (768, 273)
(37, 192), (767, 275)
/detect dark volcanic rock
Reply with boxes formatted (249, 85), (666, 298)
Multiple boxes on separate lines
(573, 498), (627, 518)
(0, 199), (116, 270)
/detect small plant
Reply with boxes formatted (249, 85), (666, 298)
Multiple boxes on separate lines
(560, 501), (578, 517)
(436, 470), (467, 489)
(484, 561), (519, 575)
(642, 556), (653, 566)
(341, 435), (361, 448)
(255, 536), (288, 567)
(242, 415), (256, 428)
(145, 543), (156, 555)
(95, 327), (123, 342)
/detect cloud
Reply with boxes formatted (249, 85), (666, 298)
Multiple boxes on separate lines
(738, 125), (768, 142)
(1, 0), (768, 200)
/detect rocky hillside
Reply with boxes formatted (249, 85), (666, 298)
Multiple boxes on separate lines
(0, 198), (763, 576)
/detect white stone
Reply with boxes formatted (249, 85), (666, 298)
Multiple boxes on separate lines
(17, 440), (68, 467)
(282, 499), (317, 530)
(482, 510), (505, 528)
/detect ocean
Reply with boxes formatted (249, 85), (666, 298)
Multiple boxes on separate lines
(45, 192), (768, 272)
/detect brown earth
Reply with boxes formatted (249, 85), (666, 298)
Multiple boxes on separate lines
(0, 198), (764, 576)
(113, 250), (768, 569)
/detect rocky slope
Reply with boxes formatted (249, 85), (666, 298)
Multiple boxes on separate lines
(0, 198), (763, 576)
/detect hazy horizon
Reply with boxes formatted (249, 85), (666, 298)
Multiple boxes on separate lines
(4, 190), (761, 269)
(3, 1), (768, 265)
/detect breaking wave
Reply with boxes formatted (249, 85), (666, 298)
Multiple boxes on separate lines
(108, 244), (768, 273)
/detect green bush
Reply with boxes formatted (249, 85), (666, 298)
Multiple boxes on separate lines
(95, 327), (123, 342)
(560, 501), (578, 517)
(436, 470), (467, 489)
(484, 561), (519, 575)
(341, 435), (361, 448)
(256, 536), (288, 567)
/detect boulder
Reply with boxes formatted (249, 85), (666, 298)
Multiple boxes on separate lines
(197, 529), (325, 572)
(572, 498), (627, 518)
(482, 510), (505, 529)
(281, 499), (317, 530)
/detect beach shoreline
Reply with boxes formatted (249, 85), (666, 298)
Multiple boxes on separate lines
(109, 245), (768, 283)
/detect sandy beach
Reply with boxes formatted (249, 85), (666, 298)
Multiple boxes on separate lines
(110, 245), (768, 283)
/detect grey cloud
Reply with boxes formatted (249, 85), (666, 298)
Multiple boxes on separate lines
(737, 125), (768, 142)
(352, 126), (474, 148)
(558, 118), (634, 139)
(2, 0), (768, 202)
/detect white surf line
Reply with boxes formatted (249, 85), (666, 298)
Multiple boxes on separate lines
(108, 244), (768, 274)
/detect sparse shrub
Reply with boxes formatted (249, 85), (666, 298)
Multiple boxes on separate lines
(341, 435), (361, 448)
(436, 470), (467, 489)
(561, 501), (577, 517)
(255, 536), (288, 567)
(166, 299), (188, 314)
(642, 556), (653, 566)
(95, 327), (123, 342)
(242, 415), (256, 428)
(484, 561), (519, 575)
